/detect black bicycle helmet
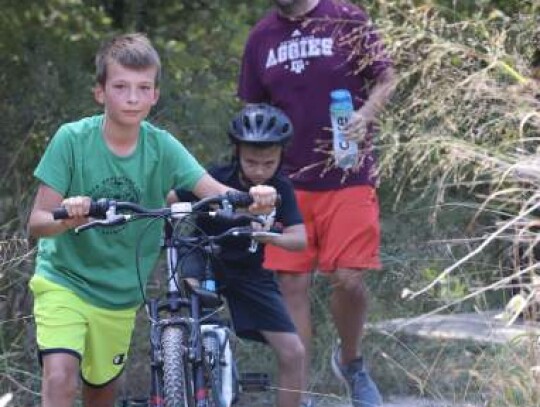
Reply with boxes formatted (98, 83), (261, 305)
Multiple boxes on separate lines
(228, 104), (293, 146)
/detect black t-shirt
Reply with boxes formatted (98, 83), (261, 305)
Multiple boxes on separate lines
(175, 163), (303, 272)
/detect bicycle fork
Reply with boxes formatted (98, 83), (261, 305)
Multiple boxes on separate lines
(189, 294), (212, 407)
(148, 299), (165, 407)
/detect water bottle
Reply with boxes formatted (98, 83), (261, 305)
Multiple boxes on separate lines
(330, 89), (358, 169)
(202, 279), (216, 292)
(201, 260), (217, 292)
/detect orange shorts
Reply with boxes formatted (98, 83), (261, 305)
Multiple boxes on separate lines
(264, 186), (381, 273)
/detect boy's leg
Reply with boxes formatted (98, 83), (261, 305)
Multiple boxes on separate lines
(30, 276), (136, 407)
(31, 276), (86, 407)
(81, 301), (136, 399)
(41, 353), (80, 407)
(261, 331), (305, 407)
(82, 381), (119, 407)
(76, 302), (134, 407)
(277, 273), (312, 396)
(222, 267), (305, 407)
(265, 189), (316, 405)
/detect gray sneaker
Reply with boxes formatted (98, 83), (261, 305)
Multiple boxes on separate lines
(300, 397), (316, 407)
(331, 344), (382, 407)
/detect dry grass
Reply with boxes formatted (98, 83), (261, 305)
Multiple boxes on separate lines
(0, 237), (37, 406)
(356, 2), (540, 405)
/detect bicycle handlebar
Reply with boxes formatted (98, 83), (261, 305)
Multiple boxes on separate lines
(52, 191), (279, 221)
(52, 191), (278, 235)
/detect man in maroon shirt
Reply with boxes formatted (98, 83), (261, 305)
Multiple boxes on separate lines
(238, 1), (395, 406)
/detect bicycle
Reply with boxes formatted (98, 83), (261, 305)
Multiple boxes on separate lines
(53, 191), (274, 407)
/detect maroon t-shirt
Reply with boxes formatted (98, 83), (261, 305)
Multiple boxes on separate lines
(238, 0), (392, 191)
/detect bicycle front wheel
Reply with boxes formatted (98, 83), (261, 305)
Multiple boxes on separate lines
(162, 326), (191, 407)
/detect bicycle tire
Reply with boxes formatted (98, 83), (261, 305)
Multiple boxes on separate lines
(162, 326), (190, 407)
(202, 327), (236, 407)
(203, 332), (222, 407)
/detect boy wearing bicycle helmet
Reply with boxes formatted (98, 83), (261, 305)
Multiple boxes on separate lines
(170, 103), (307, 407)
(27, 33), (277, 407)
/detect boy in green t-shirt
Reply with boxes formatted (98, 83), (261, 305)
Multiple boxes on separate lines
(27, 33), (277, 407)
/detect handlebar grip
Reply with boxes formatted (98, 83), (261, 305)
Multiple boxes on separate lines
(225, 191), (253, 207)
(212, 211), (258, 226)
(52, 199), (111, 220)
(52, 208), (69, 220)
(225, 191), (281, 207)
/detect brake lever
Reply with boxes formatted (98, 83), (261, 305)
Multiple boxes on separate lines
(251, 231), (282, 238)
(219, 226), (280, 237)
(74, 215), (129, 234)
(213, 226), (252, 239)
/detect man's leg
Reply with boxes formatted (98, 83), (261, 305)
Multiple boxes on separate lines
(278, 273), (312, 398)
(329, 269), (368, 363)
(41, 353), (80, 407)
(82, 379), (119, 407)
(262, 331), (305, 407)
(314, 186), (381, 406)
(328, 268), (381, 407)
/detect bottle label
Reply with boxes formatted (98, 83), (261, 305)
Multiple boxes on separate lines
(335, 113), (351, 150)
(330, 89), (357, 169)
(330, 108), (357, 169)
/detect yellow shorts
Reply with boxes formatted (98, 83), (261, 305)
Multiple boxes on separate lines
(30, 275), (137, 386)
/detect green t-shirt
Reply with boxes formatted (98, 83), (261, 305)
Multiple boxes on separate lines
(34, 114), (206, 309)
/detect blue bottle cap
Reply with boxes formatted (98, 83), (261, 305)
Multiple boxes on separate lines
(330, 89), (353, 103)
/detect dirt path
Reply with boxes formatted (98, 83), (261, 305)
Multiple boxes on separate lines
(383, 397), (479, 407)
(315, 396), (478, 407)
(236, 392), (479, 407)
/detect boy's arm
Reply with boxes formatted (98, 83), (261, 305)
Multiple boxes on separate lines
(27, 184), (91, 238)
(191, 173), (230, 199)
(167, 173), (229, 204)
(254, 223), (307, 252)
(190, 173), (277, 215)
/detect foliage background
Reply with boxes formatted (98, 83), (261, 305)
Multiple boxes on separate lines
(1, 0), (539, 406)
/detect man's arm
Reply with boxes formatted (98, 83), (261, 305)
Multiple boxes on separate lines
(349, 67), (397, 141)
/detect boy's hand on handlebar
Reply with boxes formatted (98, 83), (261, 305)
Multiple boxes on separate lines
(247, 185), (277, 215)
(59, 196), (92, 229)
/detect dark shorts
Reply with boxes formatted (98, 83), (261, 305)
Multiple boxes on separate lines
(177, 246), (295, 343)
(218, 267), (296, 343)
